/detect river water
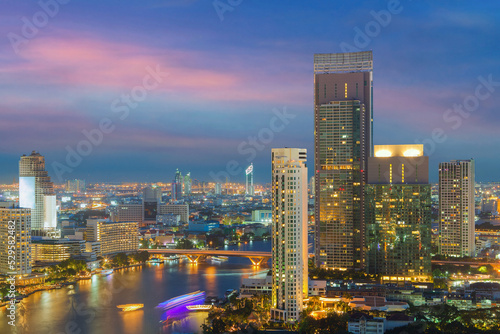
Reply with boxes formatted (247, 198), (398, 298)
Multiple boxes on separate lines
(0, 241), (272, 334)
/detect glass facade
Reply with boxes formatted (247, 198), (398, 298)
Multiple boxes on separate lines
(365, 184), (432, 280)
(317, 101), (363, 269)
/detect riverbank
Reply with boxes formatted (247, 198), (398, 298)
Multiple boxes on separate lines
(0, 262), (146, 308)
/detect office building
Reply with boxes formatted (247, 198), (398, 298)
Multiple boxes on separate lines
(365, 145), (432, 282)
(66, 179), (86, 193)
(215, 183), (222, 195)
(270, 148), (308, 323)
(0, 208), (31, 276)
(115, 204), (144, 222)
(86, 219), (139, 255)
(172, 169), (183, 201)
(246, 163), (254, 196)
(143, 186), (161, 222)
(314, 51), (373, 269)
(439, 159), (476, 257)
(158, 203), (189, 223)
(19, 151), (57, 236)
(183, 172), (192, 195)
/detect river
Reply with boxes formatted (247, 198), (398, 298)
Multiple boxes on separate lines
(0, 240), (273, 334)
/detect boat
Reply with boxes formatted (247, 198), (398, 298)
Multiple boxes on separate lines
(117, 304), (144, 312)
(156, 291), (205, 310)
(147, 258), (163, 264)
(211, 256), (228, 263)
(186, 304), (212, 311)
(100, 269), (114, 276)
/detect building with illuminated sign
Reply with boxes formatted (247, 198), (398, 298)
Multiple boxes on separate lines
(439, 159), (475, 257)
(19, 151), (57, 237)
(314, 51), (373, 269)
(271, 148), (308, 323)
(0, 208), (31, 276)
(365, 145), (432, 282)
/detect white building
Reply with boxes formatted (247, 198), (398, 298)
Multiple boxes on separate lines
(19, 151), (58, 236)
(0, 208), (31, 276)
(439, 159), (476, 257)
(270, 148), (308, 323)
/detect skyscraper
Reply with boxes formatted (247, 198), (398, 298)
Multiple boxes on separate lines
(314, 51), (373, 269)
(365, 145), (432, 282)
(183, 172), (192, 195)
(172, 169), (183, 201)
(439, 159), (476, 257)
(245, 163), (254, 196)
(0, 208), (32, 276)
(19, 151), (57, 236)
(271, 148), (308, 323)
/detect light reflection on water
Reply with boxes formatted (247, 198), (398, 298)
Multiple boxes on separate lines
(0, 240), (272, 334)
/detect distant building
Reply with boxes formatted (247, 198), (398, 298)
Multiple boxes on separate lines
(172, 169), (183, 201)
(19, 151), (57, 236)
(156, 214), (181, 226)
(245, 164), (254, 196)
(0, 208), (31, 276)
(214, 183), (222, 195)
(271, 148), (308, 323)
(348, 312), (414, 334)
(158, 203), (189, 223)
(66, 179), (86, 193)
(251, 210), (272, 223)
(365, 145), (432, 282)
(115, 204), (143, 222)
(439, 159), (475, 257)
(188, 220), (220, 233)
(85, 219), (139, 255)
(183, 172), (192, 195)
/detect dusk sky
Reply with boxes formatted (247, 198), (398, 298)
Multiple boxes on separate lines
(1, 0), (499, 184)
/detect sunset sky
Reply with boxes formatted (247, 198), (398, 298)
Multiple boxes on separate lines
(1, 0), (499, 183)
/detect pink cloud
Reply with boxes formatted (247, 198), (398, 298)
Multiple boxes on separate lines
(0, 32), (308, 105)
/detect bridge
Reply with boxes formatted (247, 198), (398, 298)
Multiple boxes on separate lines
(431, 260), (500, 270)
(142, 249), (272, 266)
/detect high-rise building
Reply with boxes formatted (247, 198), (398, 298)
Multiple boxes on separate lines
(245, 164), (254, 196)
(270, 148), (308, 323)
(0, 208), (31, 276)
(365, 145), (432, 282)
(66, 179), (86, 193)
(172, 169), (183, 201)
(86, 219), (139, 256)
(214, 183), (222, 195)
(143, 186), (162, 222)
(314, 51), (373, 269)
(19, 151), (57, 236)
(183, 173), (192, 195)
(438, 159), (476, 257)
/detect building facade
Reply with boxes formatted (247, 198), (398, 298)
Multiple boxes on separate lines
(86, 219), (139, 255)
(158, 204), (189, 223)
(32, 238), (85, 263)
(314, 51), (373, 269)
(0, 208), (31, 276)
(439, 159), (476, 257)
(365, 145), (432, 282)
(271, 148), (308, 323)
(19, 151), (57, 236)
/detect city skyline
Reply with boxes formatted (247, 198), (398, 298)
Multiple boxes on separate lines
(1, 1), (500, 183)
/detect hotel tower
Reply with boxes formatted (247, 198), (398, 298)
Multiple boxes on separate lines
(271, 148), (308, 323)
